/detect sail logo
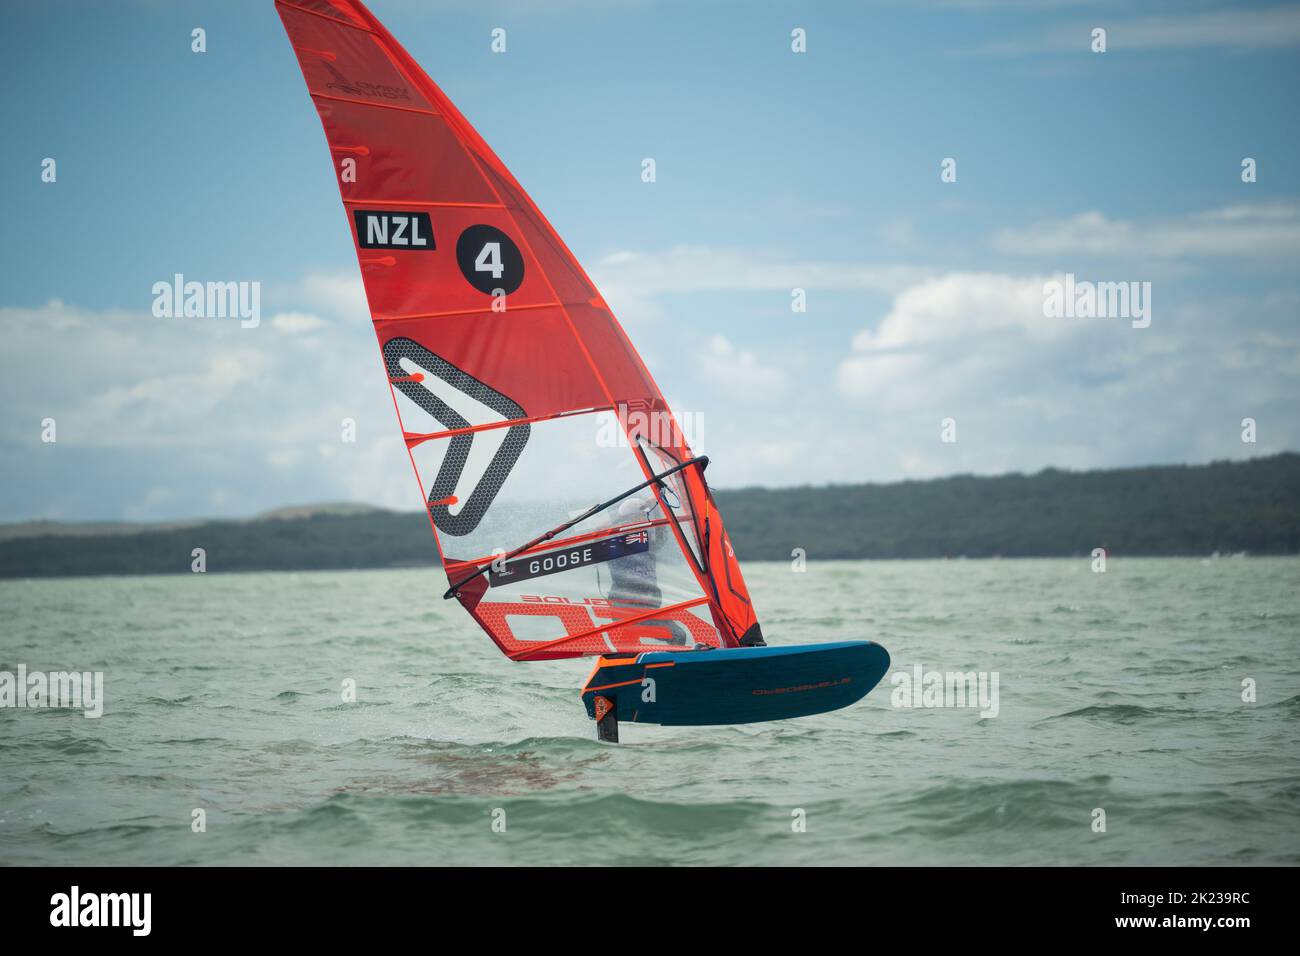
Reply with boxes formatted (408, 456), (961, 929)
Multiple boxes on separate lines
(383, 338), (528, 537)
(322, 62), (411, 101)
(488, 533), (650, 587)
(355, 211), (435, 250)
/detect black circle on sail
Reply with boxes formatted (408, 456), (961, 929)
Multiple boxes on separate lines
(456, 225), (525, 296)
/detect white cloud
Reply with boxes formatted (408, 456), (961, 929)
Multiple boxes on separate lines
(277, 272), (368, 322)
(270, 311), (328, 333)
(0, 279), (422, 519)
(992, 204), (1300, 261)
(831, 272), (1300, 479)
(266, 447), (303, 472)
(838, 272), (1082, 413)
(695, 334), (787, 398)
(982, 6), (1300, 53)
(589, 245), (932, 328)
(847, 272), (1061, 356)
(4, 257), (1297, 520)
(587, 246), (938, 406)
(592, 245), (929, 297)
(321, 432), (419, 511)
(1105, 7), (1300, 51)
(123, 486), (176, 522)
(877, 218), (921, 250)
(0, 300), (275, 448)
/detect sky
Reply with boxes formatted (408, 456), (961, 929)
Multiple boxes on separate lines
(1, 0), (1298, 522)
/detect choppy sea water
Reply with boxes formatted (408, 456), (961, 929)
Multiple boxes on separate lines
(1, 558), (1297, 866)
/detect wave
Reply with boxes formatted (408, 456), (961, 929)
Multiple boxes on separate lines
(1042, 704), (1182, 724)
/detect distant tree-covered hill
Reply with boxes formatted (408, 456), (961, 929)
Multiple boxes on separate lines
(0, 455), (1295, 578)
(720, 453), (1300, 560)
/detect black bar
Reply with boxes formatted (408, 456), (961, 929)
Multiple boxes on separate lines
(1, 866), (1276, 942)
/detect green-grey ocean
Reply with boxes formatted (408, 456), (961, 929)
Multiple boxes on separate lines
(2, 558), (1297, 866)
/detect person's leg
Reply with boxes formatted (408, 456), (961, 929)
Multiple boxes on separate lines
(606, 587), (690, 646)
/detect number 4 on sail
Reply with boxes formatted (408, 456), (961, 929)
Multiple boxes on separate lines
(275, 0), (890, 742)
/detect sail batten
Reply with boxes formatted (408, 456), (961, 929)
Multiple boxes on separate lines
(277, 0), (763, 660)
(310, 92), (439, 116)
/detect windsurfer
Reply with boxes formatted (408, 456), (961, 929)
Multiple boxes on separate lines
(605, 496), (691, 645)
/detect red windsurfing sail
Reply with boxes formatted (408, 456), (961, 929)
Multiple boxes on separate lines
(276, 0), (763, 660)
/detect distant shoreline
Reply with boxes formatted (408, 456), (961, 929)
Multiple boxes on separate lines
(3, 554), (1292, 588)
(1, 454), (1296, 578)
